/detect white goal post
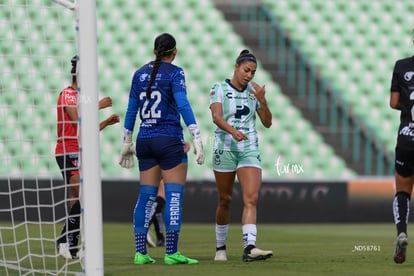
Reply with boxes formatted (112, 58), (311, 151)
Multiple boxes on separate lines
(74, 0), (104, 275)
(0, 0), (103, 275)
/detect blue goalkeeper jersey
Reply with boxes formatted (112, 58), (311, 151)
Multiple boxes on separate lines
(124, 61), (196, 139)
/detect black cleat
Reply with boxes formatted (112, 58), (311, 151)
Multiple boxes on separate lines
(242, 245), (273, 262)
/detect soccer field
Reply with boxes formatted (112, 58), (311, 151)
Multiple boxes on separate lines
(103, 223), (413, 276)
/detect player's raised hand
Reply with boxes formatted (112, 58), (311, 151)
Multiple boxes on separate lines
(106, 114), (120, 126)
(249, 82), (266, 102)
(99, 96), (113, 109)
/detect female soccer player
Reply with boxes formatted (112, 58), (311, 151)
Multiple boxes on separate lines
(55, 56), (119, 259)
(390, 30), (414, 264)
(119, 33), (204, 265)
(209, 49), (273, 262)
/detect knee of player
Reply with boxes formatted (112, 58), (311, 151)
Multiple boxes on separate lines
(243, 194), (259, 206)
(218, 195), (233, 207)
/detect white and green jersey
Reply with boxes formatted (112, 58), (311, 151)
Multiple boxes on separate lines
(209, 79), (261, 152)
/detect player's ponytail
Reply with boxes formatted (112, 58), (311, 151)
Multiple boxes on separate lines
(145, 33), (176, 100)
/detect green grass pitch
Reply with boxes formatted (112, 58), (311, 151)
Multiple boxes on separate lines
(0, 223), (411, 275)
(103, 223), (413, 276)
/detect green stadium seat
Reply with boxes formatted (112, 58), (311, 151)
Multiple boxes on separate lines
(262, 0), (414, 156)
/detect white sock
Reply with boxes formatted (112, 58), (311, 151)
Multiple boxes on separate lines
(215, 224), (229, 248)
(242, 224), (257, 248)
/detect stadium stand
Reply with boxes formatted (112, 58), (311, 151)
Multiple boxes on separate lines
(261, 0), (414, 153)
(0, 0), (357, 179)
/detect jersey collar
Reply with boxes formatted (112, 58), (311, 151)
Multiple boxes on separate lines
(225, 79), (247, 92)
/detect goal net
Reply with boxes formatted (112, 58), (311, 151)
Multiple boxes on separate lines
(0, 0), (101, 275)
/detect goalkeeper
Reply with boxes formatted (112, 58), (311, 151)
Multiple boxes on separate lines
(55, 56), (120, 259)
(119, 33), (204, 265)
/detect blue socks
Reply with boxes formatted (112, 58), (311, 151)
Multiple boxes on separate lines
(133, 185), (158, 254)
(164, 183), (184, 254)
(133, 183), (185, 255)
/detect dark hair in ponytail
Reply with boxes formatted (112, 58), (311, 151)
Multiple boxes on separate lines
(145, 33), (176, 99)
(236, 49), (257, 65)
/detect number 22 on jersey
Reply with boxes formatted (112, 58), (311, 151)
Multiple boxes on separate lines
(139, 91), (161, 119)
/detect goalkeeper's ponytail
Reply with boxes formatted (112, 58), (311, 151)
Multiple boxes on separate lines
(146, 53), (162, 100)
(145, 33), (176, 100)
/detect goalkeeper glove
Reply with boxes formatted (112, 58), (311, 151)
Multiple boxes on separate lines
(188, 124), (204, 165)
(119, 128), (136, 169)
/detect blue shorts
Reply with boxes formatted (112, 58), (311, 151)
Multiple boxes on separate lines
(136, 136), (187, 171)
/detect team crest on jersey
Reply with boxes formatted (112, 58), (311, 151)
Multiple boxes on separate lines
(214, 154), (221, 165)
(210, 90), (215, 96)
(404, 71), (414, 81)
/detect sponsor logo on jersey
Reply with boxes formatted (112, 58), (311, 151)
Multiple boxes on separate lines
(235, 105), (250, 119)
(396, 159), (404, 166)
(399, 126), (414, 137)
(225, 92), (249, 100)
(140, 73), (149, 82)
(404, 71), (414, 81)
(142, 119), (157, 126)
(180, 79), (186, 89)
(64, 93), (77, 105)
